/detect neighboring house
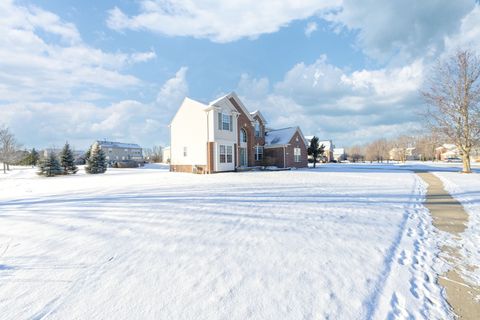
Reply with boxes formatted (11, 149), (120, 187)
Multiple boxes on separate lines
(96, 141), (143, 163)
(169, 92), (308, 173)
(435, 144), (460, 161)
(162, 147), (171, 163)
(389, 147), (419, 161)
(333, 148), (346, 162)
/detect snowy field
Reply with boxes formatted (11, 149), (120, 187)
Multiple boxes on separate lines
(1, 163), (473, 319)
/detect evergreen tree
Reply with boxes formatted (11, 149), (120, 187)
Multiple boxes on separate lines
(85, 142), (107, 174)
(60, 142), (78, 174)
(307, 136), (325, 168)
(37, 152), (63, 177)
(31, 148), (39, 166)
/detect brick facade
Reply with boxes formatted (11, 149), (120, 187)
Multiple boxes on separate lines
(264, 131), (308, 168)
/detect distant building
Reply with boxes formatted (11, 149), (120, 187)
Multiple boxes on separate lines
(389, 147), (419, 161)
(42, 148), (84, 161)
(435, 144), (460, 161)
(333, 148), (346, 162)
(162, 147), (171, 163)
(96, 141), (143, 163)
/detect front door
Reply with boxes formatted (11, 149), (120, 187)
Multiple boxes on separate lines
(240, 147), (247, 167)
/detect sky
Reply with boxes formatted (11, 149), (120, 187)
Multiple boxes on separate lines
(1, 0), (480, 150)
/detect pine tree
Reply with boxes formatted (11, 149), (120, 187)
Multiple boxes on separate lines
(85, 142), (107, 174)
(31, 148), (39, 166)
(307, 136), (325, 168)
(60, 142), (78, 174)
(38, 152), (63, 177)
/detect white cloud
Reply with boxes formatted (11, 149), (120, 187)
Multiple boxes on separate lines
(156, 67), (189, 111)
(325, 0), (475, 62)
(0, 0), (150, 103)
(107, 0), (340, 42)
(130, 50), (157, 63)
(304, 22), (318, 37)
(237, 56), (425, 146)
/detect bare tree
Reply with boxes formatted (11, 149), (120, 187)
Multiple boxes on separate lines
(0, 126), (20, 173)
(144, 145), (163, 163)
(347, 145), (365, 163)
(365, 138), (389, 163)
(422, 50), (480, 173)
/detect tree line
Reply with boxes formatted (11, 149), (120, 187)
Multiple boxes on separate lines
(0, 129), (108, 177)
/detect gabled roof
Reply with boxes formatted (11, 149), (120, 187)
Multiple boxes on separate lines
(250, 110), (267, 124)
(209, 92), (254, 122)
(265, 127), (308, 148)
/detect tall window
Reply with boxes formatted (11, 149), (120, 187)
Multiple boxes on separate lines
(220, 145), (233, 163)
(240, 128), (247, 143)
(219, 145), (226, 163)
(183, 147), (187, 157)
(218, 112), (233, 131)
(226, 146), (233, 163)
(294, 147), (301, 162)
(254, 121), (261, 137)
(255, 146), (263, 161)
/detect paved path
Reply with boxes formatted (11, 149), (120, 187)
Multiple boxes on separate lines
(416, 172), (480, 319)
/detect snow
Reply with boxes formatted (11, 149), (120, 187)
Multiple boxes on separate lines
(265, 127), (298, 146)
(0, 164), (453, 319)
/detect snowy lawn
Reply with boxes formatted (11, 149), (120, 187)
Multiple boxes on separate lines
(0, 164), (451, 319)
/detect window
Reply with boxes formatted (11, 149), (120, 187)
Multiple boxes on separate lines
(219, 145), (226, 163)
(240, 128), (247, 143)
(183, 147), (187, 157)
(255, 146), (263, 161)
(294, 148), (301, 162)
(218, 112), (233, 131)
(226, 146), (233, 163)
(254, 121), (261, 137)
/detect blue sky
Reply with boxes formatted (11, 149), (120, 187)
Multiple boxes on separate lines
(1, 0), (479, 150)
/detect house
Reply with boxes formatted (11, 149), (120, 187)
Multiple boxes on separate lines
(389, 147), (419, 161)
(333, 148), (346, 162)
(169, 92), (308, 173)
(96, 140), (143, 163)
(435, 144), (460, 161)
(162, 147), (171, 163)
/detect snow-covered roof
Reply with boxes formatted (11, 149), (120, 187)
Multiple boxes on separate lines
(97, 141), (142, 149)
(265, 127), (307, 147)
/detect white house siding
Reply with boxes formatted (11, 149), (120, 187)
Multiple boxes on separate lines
(170, 98), (208, 167)
(210, 99), (238, 172)
(214, 141), (236, 172)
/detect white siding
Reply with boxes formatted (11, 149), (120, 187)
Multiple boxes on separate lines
(170, 98), (208, 166)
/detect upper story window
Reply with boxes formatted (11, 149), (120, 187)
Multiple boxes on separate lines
(218, 112), (233, 131)
(240, 128), (247, 143)
(254, 121), (262, 137)
(294, 148), (301, 162)
(183, 147), (187, 157)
